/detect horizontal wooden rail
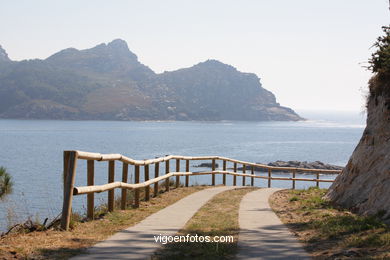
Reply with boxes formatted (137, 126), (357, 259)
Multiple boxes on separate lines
(73, 170), (334, 195)
(75, 151), (342, 174)
(60, 150), (342, 230)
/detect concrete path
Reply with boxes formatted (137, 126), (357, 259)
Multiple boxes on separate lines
(72, 186), (238, 260)
(237, 188), (311, 260)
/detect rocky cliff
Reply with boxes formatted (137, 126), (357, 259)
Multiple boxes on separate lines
(325, 26), (390, 222)
(0, 40), (302, 121)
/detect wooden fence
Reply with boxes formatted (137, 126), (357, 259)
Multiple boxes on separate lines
(61, 150), (342, 230)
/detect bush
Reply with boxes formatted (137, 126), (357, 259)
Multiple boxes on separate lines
(369, 26), (390, 75)
(368, 25), (390, 98)
(0, 166), (13, 199)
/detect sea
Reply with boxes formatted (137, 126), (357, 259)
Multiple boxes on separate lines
(0, 110), (366, 232)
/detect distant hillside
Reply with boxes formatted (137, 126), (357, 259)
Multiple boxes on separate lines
(0, 40), (302, 121)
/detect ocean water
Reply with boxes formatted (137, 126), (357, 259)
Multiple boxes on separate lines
(0, 111), (366, 231)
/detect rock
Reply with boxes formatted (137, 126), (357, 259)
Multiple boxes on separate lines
(237, 160), (343, 173)
(325, 92), (390, 222)
(194, 163), (219, 168)
(0, 45), (10, 62)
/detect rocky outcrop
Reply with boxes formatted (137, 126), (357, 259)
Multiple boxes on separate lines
(0, 45), (10, 62)
(325, 26), (390, 222)
(194, 162), (220, 168)
(199, 160), (342, 173)
(325, 93), (390, 221)
(266, 160), (343, 172)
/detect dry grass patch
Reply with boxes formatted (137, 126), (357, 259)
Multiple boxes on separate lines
(0, 186), (207, 260)
(270, 187), (390, 259)
(153, 187), (258, 260)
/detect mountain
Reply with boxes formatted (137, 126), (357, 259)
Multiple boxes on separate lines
(0, 40), (302, 121)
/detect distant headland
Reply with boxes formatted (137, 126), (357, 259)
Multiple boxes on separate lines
(0, 40), (302, 121)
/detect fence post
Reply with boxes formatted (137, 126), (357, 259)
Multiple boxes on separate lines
(185, 160), (190, 187)
(233, 163), (237, 186)
(144, 164), (150, 201)
(154, 162), (159, 197)
(134, 165), (140, 208)
(63, 152), (69, 199)
(222, 160), (226, 185)
(211, 159), (216, 186)
(87, 160), (94, 219)
(121, 163), (129, 209)
(316, 172), (320, 188)
(165, 160), (170, 191)
(242, 164), (246, 186)
(175, 159), (180, 188)
(61, 151), (78, 231)
(268, 169), (272, 188)
(292, 170), (296, 190)
(108, 161), (115, 212)
(251, 166), (254, 186)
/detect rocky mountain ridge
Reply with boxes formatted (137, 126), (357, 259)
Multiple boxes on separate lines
(0, 40), (302, 121)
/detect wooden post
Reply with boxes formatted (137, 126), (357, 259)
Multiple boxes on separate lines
(185, 160), (190, 187)
(87, 160), (94, 219)
(108, 161), (115, 212)
(211, 159), (216, 186)
(134, 165), (140, 208)
(144, 164), (150, 201)
(63, 152), (70, 199)
(154, 162), (159, 197)
(222, 160), (226, 185)
(165, 160), (170, 191)
(61, 151), (78, 231)
(242, 164), (246, 186)
(316, 172), (320, 188)
(292, 170), (296, 190)
(175, 159), (180, 188)
(251, 166), (254, 186)
(121, 163), (128, 210)
(268, 168), (271, 188)
(233, 162), (237, 186)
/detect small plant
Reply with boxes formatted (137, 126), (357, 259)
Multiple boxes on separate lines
(289, 196), (299, 202)
(0, 166), (13, 199)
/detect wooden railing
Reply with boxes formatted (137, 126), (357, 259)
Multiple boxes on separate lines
(61, 150), (342, 230)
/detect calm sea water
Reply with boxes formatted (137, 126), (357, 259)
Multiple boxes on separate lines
(0, 111), (366, 231)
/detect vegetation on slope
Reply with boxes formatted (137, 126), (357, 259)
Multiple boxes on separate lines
(368, 25), (390, 99)
(270, 188), (390, 259)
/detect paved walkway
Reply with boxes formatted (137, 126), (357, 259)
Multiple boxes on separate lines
(237, 188), (311, 260)
(72, 186), (238, 259)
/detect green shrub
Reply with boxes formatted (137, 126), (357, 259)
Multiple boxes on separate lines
(0, 166), (13, 199)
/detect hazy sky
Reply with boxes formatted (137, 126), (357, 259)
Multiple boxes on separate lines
(1, 0), (389, 111)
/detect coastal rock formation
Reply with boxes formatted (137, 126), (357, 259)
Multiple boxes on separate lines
(325, 92), (390, 220)
(0, 40), (302, 121)
(266, 160), (343, 172)
(194, 162), (220, 168)
(325, 27), (390, 222)
(200, 160), (342, 173)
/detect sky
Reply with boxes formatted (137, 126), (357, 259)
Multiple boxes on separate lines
(1, 0), (389, 112)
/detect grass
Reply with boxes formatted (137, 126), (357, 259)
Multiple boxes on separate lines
(152, 187), (258, 259)
(0, 185), (207, 259)
(269, 187), (390, 259)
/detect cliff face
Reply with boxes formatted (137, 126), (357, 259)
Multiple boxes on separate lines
(0, 40), (302, 121)
(325, 91), (390, 220)
(325, 26), (390, 222)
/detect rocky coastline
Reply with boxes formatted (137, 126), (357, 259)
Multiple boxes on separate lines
(196, 160), (343, 174)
